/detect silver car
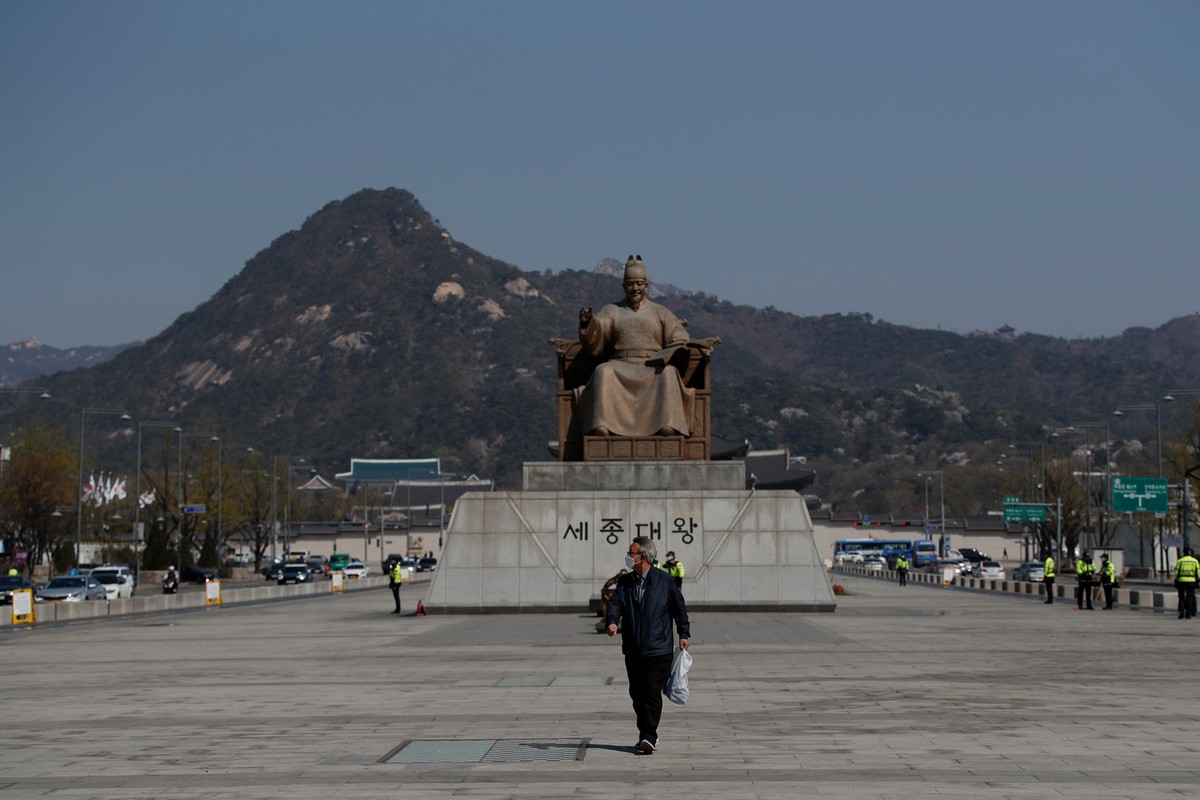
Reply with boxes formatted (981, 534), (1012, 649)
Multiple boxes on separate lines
(1012, 561), (1046, 582)
(38, 575), (108, 602)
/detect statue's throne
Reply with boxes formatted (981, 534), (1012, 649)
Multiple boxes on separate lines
(548, 336), (719, 462)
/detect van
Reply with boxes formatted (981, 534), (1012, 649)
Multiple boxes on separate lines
(329, 553), (351, 572)
(286, 550), (310, 563)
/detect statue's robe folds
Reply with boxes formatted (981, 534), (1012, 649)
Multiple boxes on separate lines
(575, 300), (694, 437)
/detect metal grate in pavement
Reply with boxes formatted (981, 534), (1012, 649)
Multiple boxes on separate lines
(381, 738), (588, 764)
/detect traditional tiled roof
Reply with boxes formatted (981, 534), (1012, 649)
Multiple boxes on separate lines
(335, 458), (442, 483)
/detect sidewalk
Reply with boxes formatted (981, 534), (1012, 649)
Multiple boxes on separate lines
(1, 574), (1197, 799)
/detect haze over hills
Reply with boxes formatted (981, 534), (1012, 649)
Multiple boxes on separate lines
(1, 339), (135, 387)
(2, 187), (1197, 513)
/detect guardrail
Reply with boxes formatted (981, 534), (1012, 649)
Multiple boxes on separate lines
(3, 574), (399, 626)
(832, 565), (1179, 612)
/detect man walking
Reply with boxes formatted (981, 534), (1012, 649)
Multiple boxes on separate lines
(1174, 547), (1199, 620)
(389, 559), (405, 614)
(1098, 553), (1116, 610)
(1075, 551), (1095, 610)
(606, 536), (690, 755)
(1043, 553), (1056, 604)
(894, 553), (909, 586)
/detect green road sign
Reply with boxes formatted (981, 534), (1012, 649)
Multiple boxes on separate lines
(1111, 477), (1168, 513)
(1003, 504), (1046, 523)
(1004, 496), (1022, 505)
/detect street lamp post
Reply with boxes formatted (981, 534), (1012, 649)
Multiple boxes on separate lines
(918, 470), (944, 555)
(1068, 421), (1111, 554)
(77, 408), (130, 567)
(1164, 389), (1200, 551)
(1114, 402), (1166, 572)
(1113, 403), (1163, 478)
(135, 420), (176, 581)
(0, 387), (51, 401)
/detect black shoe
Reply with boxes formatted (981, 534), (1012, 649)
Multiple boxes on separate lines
(637, 738), (656, 754)
(392, 609), (401, 614)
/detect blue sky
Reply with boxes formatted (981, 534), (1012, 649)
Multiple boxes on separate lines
(2, 1), (1196, 347)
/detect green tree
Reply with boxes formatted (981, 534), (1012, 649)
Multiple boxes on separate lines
(0, 422), (75, 575)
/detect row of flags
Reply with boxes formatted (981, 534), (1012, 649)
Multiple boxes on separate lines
(80, 473), (131, 507)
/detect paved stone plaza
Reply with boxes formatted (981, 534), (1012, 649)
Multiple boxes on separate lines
(2, 574), (1197, 799)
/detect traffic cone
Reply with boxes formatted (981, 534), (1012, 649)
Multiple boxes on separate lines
(416, 600), (425, 616)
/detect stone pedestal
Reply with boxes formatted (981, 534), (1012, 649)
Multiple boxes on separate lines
(422, 462), (836, 613)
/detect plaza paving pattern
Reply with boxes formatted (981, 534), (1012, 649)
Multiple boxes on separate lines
(2, 573), (1197, 799)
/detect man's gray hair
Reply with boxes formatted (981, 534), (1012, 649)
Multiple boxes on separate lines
(632, 536), (657, 563)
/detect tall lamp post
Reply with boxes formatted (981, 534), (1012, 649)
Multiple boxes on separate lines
(1164, 389), (1200, 551)
(1113, 402), (1166, 571)
(1113, 403), (1163, 478)
(1067, 421), (1111, 554)
(0, 387), (51, 401)
(134, 420), (177, 580)
(918, 470), (944, 555)
(77, 408), (130, 567)
(176, 431), (220, 567)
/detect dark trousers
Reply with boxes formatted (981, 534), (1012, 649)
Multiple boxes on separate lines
(1100, 581), (1115, 610)
(390, 582), (401, 612)
(1175, 582), (1196, 619)
(1044, 577), (1054, 603)
(1076, 580), (1093, 609)
(897, 568), (907, 586)
(624, 652), (673, 743)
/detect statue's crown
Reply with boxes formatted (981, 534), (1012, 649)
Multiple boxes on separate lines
(624, 254), (646, 278)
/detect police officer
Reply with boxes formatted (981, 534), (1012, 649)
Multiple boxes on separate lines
(1043, 554), (1056, 604)
(1075, 551), (1095, 610)
(663, 551), (685, 590)
(894, 554), (909, 586)
(389, 559), (405, 614)
(1098, 553), (1116, 610)
(1174, 547), (1199, 620)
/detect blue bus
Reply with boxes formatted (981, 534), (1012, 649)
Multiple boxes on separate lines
(834, 539), (937, 568)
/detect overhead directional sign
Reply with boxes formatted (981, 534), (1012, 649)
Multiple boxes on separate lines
(1004, 496), (1022, 505)
(1004, 504), (1046, 523)
(1111, 477), (1168, 513)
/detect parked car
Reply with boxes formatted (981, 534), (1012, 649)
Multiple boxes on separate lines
(1012, 562), (1046, 582)
(180, 565), (218, 583)
(92, 571), (135, 599)
(262, 561), (285, 581)
(0, 574), (35, 605)
(278, 564), (313, 585)
(341, 560), (369, 579)
(38, 575), (107, 602)
(416, 557), (438, 573)
(382, 553), (407, 573)
(977, 560), (1006, 580)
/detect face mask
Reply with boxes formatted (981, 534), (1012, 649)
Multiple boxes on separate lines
(625, 554), (637, 569)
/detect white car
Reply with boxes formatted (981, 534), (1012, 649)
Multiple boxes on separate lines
(977, 560), (1006, 580)
(90, 565), (136, 597)
(91, 571), (134, 599)
(342, 560), (369, 579)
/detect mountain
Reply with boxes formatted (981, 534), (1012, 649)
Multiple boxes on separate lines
(4, 187), (1198, 514)
(1, 338), (134, 387)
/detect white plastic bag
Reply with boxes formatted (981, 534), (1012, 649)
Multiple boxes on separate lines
(664, 646), (692, 705)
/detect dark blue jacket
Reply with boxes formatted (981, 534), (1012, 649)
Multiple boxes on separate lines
(605, 567), (690, 657)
